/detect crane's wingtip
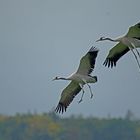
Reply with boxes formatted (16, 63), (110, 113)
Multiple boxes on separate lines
(103, 58), (116, 68)
(89, 46), (99, 52)
(55, 103), (67, 114)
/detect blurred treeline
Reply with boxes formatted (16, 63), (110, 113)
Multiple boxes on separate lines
(0, 110), (140, 140)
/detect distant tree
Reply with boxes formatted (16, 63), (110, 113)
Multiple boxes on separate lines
(125, 110), (135, 121)
(0, 113), (140, 140)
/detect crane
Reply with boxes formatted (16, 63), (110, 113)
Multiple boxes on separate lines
(53, 46), (99, 113)
(96, 22), (140, 70)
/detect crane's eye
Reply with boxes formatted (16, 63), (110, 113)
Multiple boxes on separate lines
(55, 76), (59, 79)
(100, 37), (105, 40)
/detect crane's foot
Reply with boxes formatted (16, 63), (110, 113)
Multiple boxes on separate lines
(78, 87), (84, 103)
(78, 99), (83, 103)
(90, 93), (93, 99)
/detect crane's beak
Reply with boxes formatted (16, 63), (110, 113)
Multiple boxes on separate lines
(52, 77), (58, 81)
(52, 78), (56, 81)
(96, 37), (105, 42)
(95, 39), (100, 42)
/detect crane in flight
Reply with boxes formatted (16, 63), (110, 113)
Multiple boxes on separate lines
(53, 46), (99, 113)
(96, 22), (140, 71)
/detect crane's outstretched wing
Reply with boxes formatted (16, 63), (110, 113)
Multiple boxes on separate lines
(126, 22), (140, 38)
(104, 23), (140, 68)
(103, 43), (130, 68)
(76, 46), (99, 75)
(55, 81), (81, 114)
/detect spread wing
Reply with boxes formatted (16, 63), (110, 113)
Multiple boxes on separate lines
(55, 81), (81, 114)
(76, 46), (99, 75)
(104, 23), (140, 68)
(103, 43), (130, 68)
(126, 22), (140, 38)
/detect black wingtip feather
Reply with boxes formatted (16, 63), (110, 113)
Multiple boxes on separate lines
(89, 46), (99, 53)
(55, 103), (67, 114)
(103, 58), (117, 68)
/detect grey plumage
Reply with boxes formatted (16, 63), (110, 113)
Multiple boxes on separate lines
(54, 47), (99, 114)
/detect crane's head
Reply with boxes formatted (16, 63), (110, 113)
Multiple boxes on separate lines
(52, 76), (66, 81)
(52, 76), (60, 81)
(96, 37), (106, 42)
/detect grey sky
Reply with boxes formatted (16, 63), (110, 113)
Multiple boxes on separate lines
(0, 0), (140, 118)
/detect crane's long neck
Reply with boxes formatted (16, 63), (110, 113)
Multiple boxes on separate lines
(58, 77), (71, 80)
(103, 37), (120, 42)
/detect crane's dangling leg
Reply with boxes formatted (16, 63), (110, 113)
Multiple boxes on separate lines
(82, 79), (94, 99)
(78, 84), (85, 103)
(86, 83), (93, 99)
(131, 42), (140, 59)
(128, 46), (140, 72)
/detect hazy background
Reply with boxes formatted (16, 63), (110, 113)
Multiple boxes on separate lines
(0, 0), (140, 118)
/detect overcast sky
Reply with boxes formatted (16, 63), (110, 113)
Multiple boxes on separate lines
(0, 0), (140, 118)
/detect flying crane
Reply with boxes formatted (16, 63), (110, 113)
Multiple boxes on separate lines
(96, 22), (140, 71)
(53, 47), (99, 113)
